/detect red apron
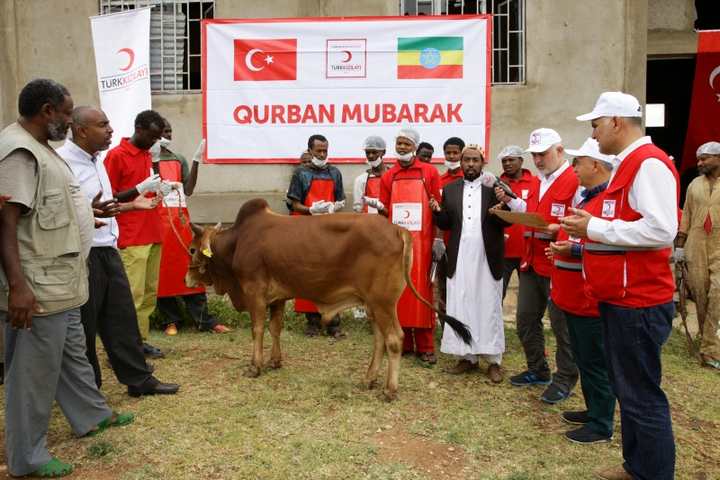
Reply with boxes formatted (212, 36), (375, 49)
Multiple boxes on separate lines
(390, 171), (434, 328)
(362, 175), (382, 214)
(157, 160), (205, 297)
(292, 178), (336, 313)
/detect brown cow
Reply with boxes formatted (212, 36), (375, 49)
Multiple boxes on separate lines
(186, 198), (470, 400)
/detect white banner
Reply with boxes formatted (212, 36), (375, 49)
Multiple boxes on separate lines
(203, 16), (491, 163)
(90, 7), (152, 147)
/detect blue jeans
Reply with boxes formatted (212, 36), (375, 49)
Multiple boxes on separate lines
(599, 302), (675, 480)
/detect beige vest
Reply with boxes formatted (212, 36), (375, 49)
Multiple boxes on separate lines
(0, 123), (88, 315)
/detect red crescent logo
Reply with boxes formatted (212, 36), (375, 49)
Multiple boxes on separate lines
(341, 50), (353, 63)
(117, 48), (135, 71)
(403, 210), (411, 219)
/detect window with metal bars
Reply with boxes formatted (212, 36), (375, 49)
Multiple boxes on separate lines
(99, 0), (214, 93)
(400, 0), (525, 85)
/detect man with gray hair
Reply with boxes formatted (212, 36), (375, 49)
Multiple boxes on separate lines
(675, 140), (720, 370)
(353, 135), (387, 213)
(563, 91), (679, 480)
(371, 127), (442, 364)
(498, 145), (539, 299)
(547, 138), (616, 445)
(495, 128), (579, 404)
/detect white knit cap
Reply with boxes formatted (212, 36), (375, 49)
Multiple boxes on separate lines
(697, 141), (720, 156)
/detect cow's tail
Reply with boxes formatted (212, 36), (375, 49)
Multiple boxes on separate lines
(399, 228), (472, 345)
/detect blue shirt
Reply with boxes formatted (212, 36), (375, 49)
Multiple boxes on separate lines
(286, 165), (345, 207)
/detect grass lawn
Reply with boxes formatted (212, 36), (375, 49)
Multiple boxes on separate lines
(1, 296), (718, 480)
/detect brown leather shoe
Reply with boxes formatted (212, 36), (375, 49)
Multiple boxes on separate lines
(417, 352), (437, 365)
(445, 359), (479, 374)
(487, 363), (503, 383)
(595, 465), (633, 480)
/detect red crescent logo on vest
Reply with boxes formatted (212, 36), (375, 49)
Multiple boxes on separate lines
(117, 48), (135, 71)
(403, 210), (411, 219)
(341, 50), (353, 63)
(709, 64), (720, 102)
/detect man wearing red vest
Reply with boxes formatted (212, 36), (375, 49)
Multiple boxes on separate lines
(104, 110), (167, 359)
(352, 136), (387, 214)
(548, 138), (616, 445)
(155, 119), (231, 336)
(287, 134), (346, 338)
(563, 92), (679, 480)
(369, 128), (441, 365)
(498, 145), (539, 300)
(495, 128), (579, 404)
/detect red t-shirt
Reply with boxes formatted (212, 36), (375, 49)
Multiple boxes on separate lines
(500, 169), (539, 259)
(379, 158), (441, 209)
(440, 168), (463, 190)
(104, 137), (163, 248)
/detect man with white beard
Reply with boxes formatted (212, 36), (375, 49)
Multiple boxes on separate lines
(430, 145), (508, 382)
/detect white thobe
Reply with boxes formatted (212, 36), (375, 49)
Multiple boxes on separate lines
(441, 176), (505, 364)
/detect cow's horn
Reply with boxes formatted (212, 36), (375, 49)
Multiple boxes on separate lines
(214, 221), (222, 230)
(190, 222), (203, 236)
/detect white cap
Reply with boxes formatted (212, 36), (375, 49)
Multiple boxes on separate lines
(526, 128), (562, 153)
(496, 145), (525, 162)
(363, 135), (386, 150)
(396, 127), (420, 146)
(565, 138), (614, 166)
(697, 141), (720, 156)
(576, 91), (643, 121)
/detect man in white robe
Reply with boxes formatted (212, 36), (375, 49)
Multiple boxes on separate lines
(430, 145), (509, 382)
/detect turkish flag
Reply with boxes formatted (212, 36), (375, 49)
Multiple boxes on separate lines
(681, 31), (720, 174)
(234, 39), (297, 81)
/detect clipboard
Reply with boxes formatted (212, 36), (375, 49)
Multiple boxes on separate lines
(491, 209), (549, 229)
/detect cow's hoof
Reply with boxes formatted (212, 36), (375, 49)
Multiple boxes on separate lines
(243, 366), (261, 378)
(269, 359), (282, 369)
(366, 379), (379, 390)
(383, 390), (398, 402)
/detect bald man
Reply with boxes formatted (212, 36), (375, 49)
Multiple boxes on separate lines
(57, 106), (179, 397)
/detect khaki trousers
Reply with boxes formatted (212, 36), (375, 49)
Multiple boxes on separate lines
(686, 229), (720, 361)
(120, 243), (162, 340)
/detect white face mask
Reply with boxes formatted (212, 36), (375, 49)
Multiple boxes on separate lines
(396, 152), (414, 162)
(368, 158), (383, 168)
(159, 137), (171, 148)
(149, 140), (161, 160)
(311, 156), (328, 168)
(444, 160), (461, 170)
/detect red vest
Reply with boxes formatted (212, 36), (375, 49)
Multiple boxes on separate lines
(362, 174), (382, 214)
(389, 169), (435, 329)
(583, 143), (679, 307)
(521, 166), (578, 277)
(292, 178), (335, 313)
(156, 159), (205, 297)
(550, 193), (603, 317)
(501, 169), (539, 259)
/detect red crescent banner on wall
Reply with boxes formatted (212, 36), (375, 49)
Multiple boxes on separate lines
(681, 30), (720, 174)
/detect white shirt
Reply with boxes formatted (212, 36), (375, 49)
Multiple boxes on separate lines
(506, 160), (582, 212)
(352, 170), (383, 213)
(57, 140), (119, 248)
(462, 175), (484, 233)
(586, 136), (678, 247)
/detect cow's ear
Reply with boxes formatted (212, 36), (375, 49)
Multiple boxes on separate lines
(191, 222), (204, 237)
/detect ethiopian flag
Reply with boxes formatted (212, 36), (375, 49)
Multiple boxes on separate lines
(397, 36), (464, 79)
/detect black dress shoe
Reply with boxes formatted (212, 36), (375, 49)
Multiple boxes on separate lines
(128, 377), (180, 397)
(142, 343), (165, 359)
(562, 410), (590, 425)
